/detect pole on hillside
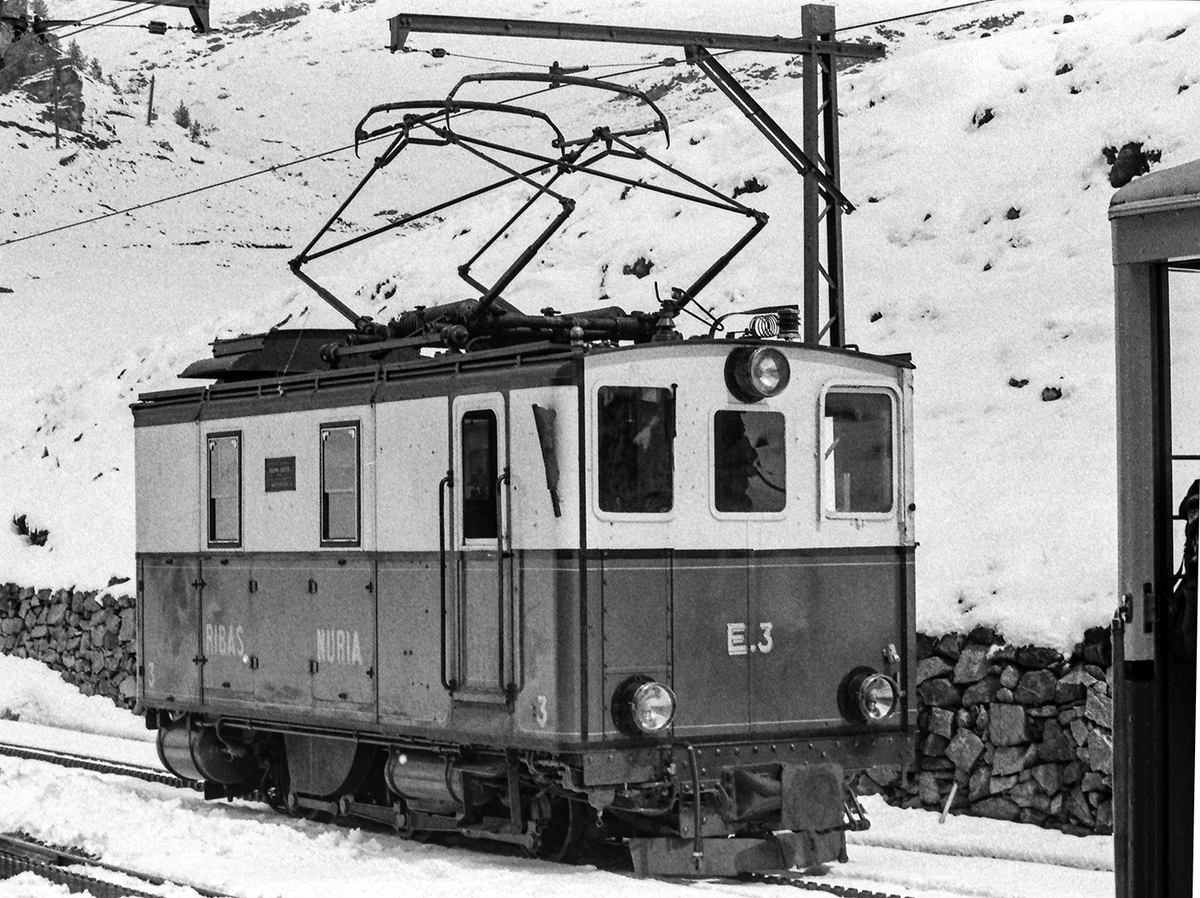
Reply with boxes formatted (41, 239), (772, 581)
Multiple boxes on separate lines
(146, 74), (155, 126)
(53, 62), (60, 149)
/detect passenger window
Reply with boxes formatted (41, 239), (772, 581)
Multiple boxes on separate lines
(321, 423), (359, 544)
(714, 411), (786, 513)
(822, 391), (894, 514)
(461, 410), (498, 540)
(207, 433), (241, 546)
(597, 386), (674, 514)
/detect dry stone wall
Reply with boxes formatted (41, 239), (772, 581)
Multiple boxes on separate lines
(856, 626), (1114, 835)
(0, 582), (138, 709)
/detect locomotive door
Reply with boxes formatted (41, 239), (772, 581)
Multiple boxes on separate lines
(448, 393), (516, 703)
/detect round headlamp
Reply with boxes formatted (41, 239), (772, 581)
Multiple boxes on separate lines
(725, 346), (791, 402)
(611, 676), (677, 737)
(838, 667), (900, 724)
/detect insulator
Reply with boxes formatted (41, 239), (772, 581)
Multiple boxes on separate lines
(391, 311), (423, 337)
(778, 307), (800, 340)
(147, 20), (167, 34)
(748, 314), (779, 339)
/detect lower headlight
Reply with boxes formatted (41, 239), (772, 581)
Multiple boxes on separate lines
(839, 667), (900, 724)
(611, 676), (677, 736)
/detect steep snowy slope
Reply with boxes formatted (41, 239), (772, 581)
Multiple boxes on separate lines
(3, 0), (1199, 648)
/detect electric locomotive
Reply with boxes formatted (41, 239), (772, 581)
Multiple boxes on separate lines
(134, 318), (915, 874)
(133, 15), (914, 875)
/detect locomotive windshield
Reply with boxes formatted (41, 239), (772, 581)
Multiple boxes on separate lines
(597, 386), (674, 513)
(822, 390), (894, 514)
(713, 410), (786, 513)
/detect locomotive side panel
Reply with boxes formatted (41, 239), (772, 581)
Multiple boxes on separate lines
(375, 397), (445, 553)
(139, 554), (201, 706)
(377, 556), (446, 725)
(509, 386), (580, 550)
(245, 555), (314, 711)
(375, 396), (448, 725)
(135, 422), (199, 553)
(310, 554), (376, 719)
(220, 406), (375, 554)
(198, 554), (255, 703)
(508, 550), (583, 740)
(135, 421), (203, 708)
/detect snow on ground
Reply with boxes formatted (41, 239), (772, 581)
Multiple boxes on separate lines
(0, 654), (149, 743)
(1, 3), (1198, 642)
(0, 749), (1115, 898)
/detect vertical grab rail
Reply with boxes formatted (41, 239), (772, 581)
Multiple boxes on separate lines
(438, 473), (456, 692)
(496, 469), (513, 703)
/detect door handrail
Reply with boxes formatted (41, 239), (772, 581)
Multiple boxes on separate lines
(496, 469), (515, 703)
(438, 472), (457, 692)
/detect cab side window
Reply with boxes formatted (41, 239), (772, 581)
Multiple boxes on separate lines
(714, 410), (786, 513)
(321, 422), (360, 545)
(461, 410), (499, 540)
(822, 391), (894, 514)
(597, 386), (674, 514)
(207, 432), (241, 546)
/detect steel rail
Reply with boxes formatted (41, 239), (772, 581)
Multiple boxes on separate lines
(0, 832), (232, 898)
(744, 871), (921, 898)
(0, 740), (195, 790)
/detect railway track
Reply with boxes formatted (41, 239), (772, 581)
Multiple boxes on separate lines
(0, 831), (233, 898)
(0, 739), (196, 790)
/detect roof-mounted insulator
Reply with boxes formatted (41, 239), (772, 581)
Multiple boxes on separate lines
(548, 60), (589, 86)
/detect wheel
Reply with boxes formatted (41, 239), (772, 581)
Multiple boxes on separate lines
(525, 791), (585, 863)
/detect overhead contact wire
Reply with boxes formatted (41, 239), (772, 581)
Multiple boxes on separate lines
(57, 4), (158, 40)
(0, 137), (389, 247)
(838, 0), (998, 32)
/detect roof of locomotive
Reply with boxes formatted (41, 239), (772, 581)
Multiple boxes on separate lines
(133, 333), (912, 413)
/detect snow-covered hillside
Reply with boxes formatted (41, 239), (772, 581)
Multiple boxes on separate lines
(4, 0), (1199, 649)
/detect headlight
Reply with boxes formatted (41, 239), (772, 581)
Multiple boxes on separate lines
(611, 676), (677, 736)
(725, 346), (791, 402)
(838, 667), (900, 724)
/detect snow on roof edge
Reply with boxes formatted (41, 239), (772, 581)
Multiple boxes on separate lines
(1110, 157), (1200, 216)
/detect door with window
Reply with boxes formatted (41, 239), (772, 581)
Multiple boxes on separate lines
(449, 394), (514, 703)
